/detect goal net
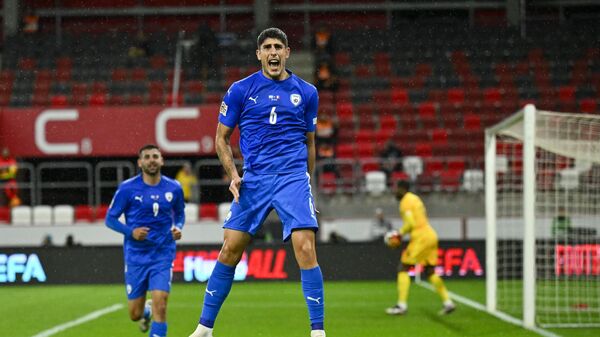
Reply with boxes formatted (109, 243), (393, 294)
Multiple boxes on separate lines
(485, 105), (600, 328)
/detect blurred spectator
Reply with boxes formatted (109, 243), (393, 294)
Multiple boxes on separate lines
(315, 61), (338, 92)
(371, 207), (393, 241)
(193, 22), (218, 81)
(41, 235), (53, 247)
(66, 234), (82, 247)
(379, 140), (403, 178)
(317, 143), (338, 176)
(22, 7), (39, 34)
(175, 163), (198, 203)
(316, 114), (337, 145)
(127, 30), (151, 65)
(329, 230), (348, 244)
(312, 24), (334, 62)
(0, 147), (21, 207)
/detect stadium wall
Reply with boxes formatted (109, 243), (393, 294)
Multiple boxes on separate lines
(0, 241), (486, 285)
(0, 217), (488, 247)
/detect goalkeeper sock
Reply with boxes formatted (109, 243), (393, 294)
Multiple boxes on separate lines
(397, 271), (410, 304)
(149, 321), (167, 337)
(301, 266), (324, 330)
(428, 273), (450, 303)
(199, 261), (235, 328)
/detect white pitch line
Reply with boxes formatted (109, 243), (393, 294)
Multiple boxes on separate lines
(416, 281), (562, 337)
(31, 303), (124, 337)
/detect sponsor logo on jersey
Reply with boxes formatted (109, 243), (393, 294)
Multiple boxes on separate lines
(134, 195), (143, 203)
(248, 95), (258, 104)
(151, 194), (160, 200)
(165, 192), (173, 202)
(269, 94), (280, 102)
(219, 101), (228, 116)
(290, 94), (301, 106)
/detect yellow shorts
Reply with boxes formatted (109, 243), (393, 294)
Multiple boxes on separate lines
(401, 230), (438, 266)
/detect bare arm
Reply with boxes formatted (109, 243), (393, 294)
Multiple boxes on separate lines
(306, 131), (316, 178)
(216, 122), (242, 202)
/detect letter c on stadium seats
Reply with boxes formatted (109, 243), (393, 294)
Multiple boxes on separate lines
(155, 108), (201, 153)
(35, 109), (80, 155)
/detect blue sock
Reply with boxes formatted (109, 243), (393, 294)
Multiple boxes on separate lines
(199, 261), (236, 328)
(301, 266), (324, 330)
(149, 321), (167, 337)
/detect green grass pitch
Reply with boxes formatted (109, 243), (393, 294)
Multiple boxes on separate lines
(1, 280), (598, 337)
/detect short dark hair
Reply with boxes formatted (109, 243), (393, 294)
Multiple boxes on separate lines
(396, 180), (410, 191)
(257, 27), (288, 48)
(138, 144), (160, 157)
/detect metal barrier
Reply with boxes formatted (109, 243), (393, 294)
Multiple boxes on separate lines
(36, 162), (93, 205)
(94, 161), (136, 206)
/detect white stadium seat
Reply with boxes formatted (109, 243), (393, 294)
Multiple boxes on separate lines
(365, 171), (387, 197)
(185, 203), (199, 223)
(53, 205), (75, 225)
(218, 202), (231, 222)
(11, 206), (32, 226)
(402, 156), (423, 181)
(33, 205), (53, 226)
(463, 169), (484, 193)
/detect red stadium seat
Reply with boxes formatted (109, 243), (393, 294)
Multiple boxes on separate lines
(379, 115), (397, 132)
(415, 143), (432, 157)
(318, 172), (337, 195)
(89, 93), (106, 106)
(111, 68), (129, 82)
(95, 204), (109, 221)
(447, 158), (466, 172)
(50, 95), (69, 107)
(463, 114), (481, 130)
(430, 128), (448, 144)
(579, 99), (597, 113)
(131, 68), (147, 81)
(447, 88), (465, 104)
(558, 86), (576, 103)
(200, 203), (218, 220)
(439, 170), (463, 191)
(74, 205), (94, 222)
(391, 88), (409, 104)
(356, 143), (375, 159)
(335, 144), (355, 159)
(0, 207), (10, 223)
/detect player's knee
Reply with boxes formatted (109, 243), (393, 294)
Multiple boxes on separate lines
(294, 240), (316, 264)
(129, 309), (143, 321)
(219, 244), (244, 265)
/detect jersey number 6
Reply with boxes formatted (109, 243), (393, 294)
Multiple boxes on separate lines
(269, 106), (277, 124)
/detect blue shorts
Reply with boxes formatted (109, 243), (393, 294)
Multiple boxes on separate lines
(124, 262), (173, 300)
(223, 171), (319, 241)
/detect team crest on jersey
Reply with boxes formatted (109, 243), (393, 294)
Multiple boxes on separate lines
(290, 94), (301, 106)
(165, 192), (173, 202)
(219, 101), (228, 116)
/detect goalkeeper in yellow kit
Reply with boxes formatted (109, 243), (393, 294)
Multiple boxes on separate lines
(386, 180), (456, 315)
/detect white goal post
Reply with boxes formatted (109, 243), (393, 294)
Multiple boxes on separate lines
(485, 104), (600, 328)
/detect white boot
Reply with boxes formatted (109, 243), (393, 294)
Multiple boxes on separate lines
(188, 324), (214, 337)
(310, 330), (326, 337)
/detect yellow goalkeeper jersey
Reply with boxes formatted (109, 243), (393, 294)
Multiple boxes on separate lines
(398, 192), (435, 238)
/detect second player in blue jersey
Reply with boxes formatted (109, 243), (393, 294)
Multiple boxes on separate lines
(106, 144), (185, 337)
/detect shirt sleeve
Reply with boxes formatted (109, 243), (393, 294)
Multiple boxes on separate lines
(105, 187), (133, 238)
(173, 187), (186, 229)
(305, 90), (318, 132)
(400, 210), (415, 235)
(219, 82), (244, 128)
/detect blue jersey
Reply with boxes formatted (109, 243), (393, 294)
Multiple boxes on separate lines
(219, 70), (318, 174)
(106, 175), (185, 265)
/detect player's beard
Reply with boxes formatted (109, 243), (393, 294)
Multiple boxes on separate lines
(142, 163), (161, 176)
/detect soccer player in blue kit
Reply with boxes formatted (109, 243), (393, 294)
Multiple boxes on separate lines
(106, 144), (185, 337)
(189, 27), (325, 337)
